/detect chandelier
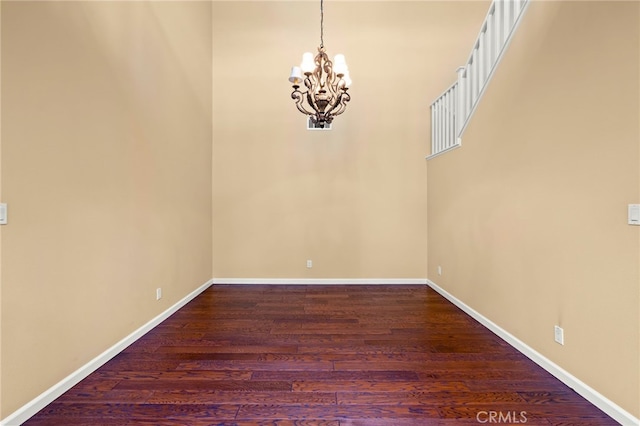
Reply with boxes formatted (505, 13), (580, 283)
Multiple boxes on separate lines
(288, 0), (351, 128)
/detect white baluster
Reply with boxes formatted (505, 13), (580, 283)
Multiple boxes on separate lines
(433, 101), (438, 154)
(440, 95), (447, 151)
(451, 87), (456, 146)
(469, 60), (474, 107)
(445, 91), (451, 149)
(441, 96), (446, 150)
(443, 96), (447, 150)
(449, 87), (455, 146)
(494, 0), (503, 54)
(456, 67), (466, 136)
(465, 64), (472, 116)
(431, 104), (436, 154)
(471, 50), (479, 105)
(448, 89), (453, 147)
(504, 0), (512, 36)
(486, 12), (494, 75)
(451, 86), (457, 146)
(478, 35), (485, 90)
(437, 100), (443, 153)
(450, 89), (455, 148)
(448, 87), (453, 147)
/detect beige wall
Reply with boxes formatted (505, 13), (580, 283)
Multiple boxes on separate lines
(3, 0), (637, 422)
(0, 1), (3, 417)
(0, 1), (212, 417)
(211, 1), (488, 279)
(427, 0), (640, 417)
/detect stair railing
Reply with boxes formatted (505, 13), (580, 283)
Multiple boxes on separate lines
(428, 0), (531, 159)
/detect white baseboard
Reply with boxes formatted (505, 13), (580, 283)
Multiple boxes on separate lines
(1, 278), (214, 426)
(212, 278), (428, 285)
(427, 279), (639, 426)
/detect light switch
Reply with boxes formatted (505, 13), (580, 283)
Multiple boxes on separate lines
(629, 204), (640, 225)
(0, 203), (6, 225)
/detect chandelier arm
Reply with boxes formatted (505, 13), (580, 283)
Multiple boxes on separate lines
(323, 58), (342, 105)
(330, 91), (351, 116)
(291, 88), (315, 116)
(306, 92), (319, 114)
(324, 76), (340, 105)
(321, 55), (332, 76)
(321, 72), (345, 116)
(313, 49), (329, 91)
(304, 73), (315, 91)
(304, 73), (320, 105)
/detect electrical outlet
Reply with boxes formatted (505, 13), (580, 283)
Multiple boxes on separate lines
(0, 203), (7, 225)
(437, 266), (442, 276)
(306, 260), (313, 268)
(156, 288), (162, 301)
(554, 325), (564, 345)
(629, 204), (640, 225)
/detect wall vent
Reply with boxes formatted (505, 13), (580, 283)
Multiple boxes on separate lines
(307, 117), (332, 131)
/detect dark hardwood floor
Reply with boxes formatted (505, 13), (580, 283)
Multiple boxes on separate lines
(24, 284), (618, 425)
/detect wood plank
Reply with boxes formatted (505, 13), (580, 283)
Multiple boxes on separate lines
(234, 404), (442, 420)
(292, 380), (469, 393)
(336, 391), (526, 406)
(146, 390), (336, 405)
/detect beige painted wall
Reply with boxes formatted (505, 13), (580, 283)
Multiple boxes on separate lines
(0, 1), (212, 417)
(212, 1), (488, 279)
(4, 0), (637, 422)
(427, 0), (640, 417)
(0, 1), (3, 416)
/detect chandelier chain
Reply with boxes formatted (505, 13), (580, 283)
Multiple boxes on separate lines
(320, 0), (324, 48)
